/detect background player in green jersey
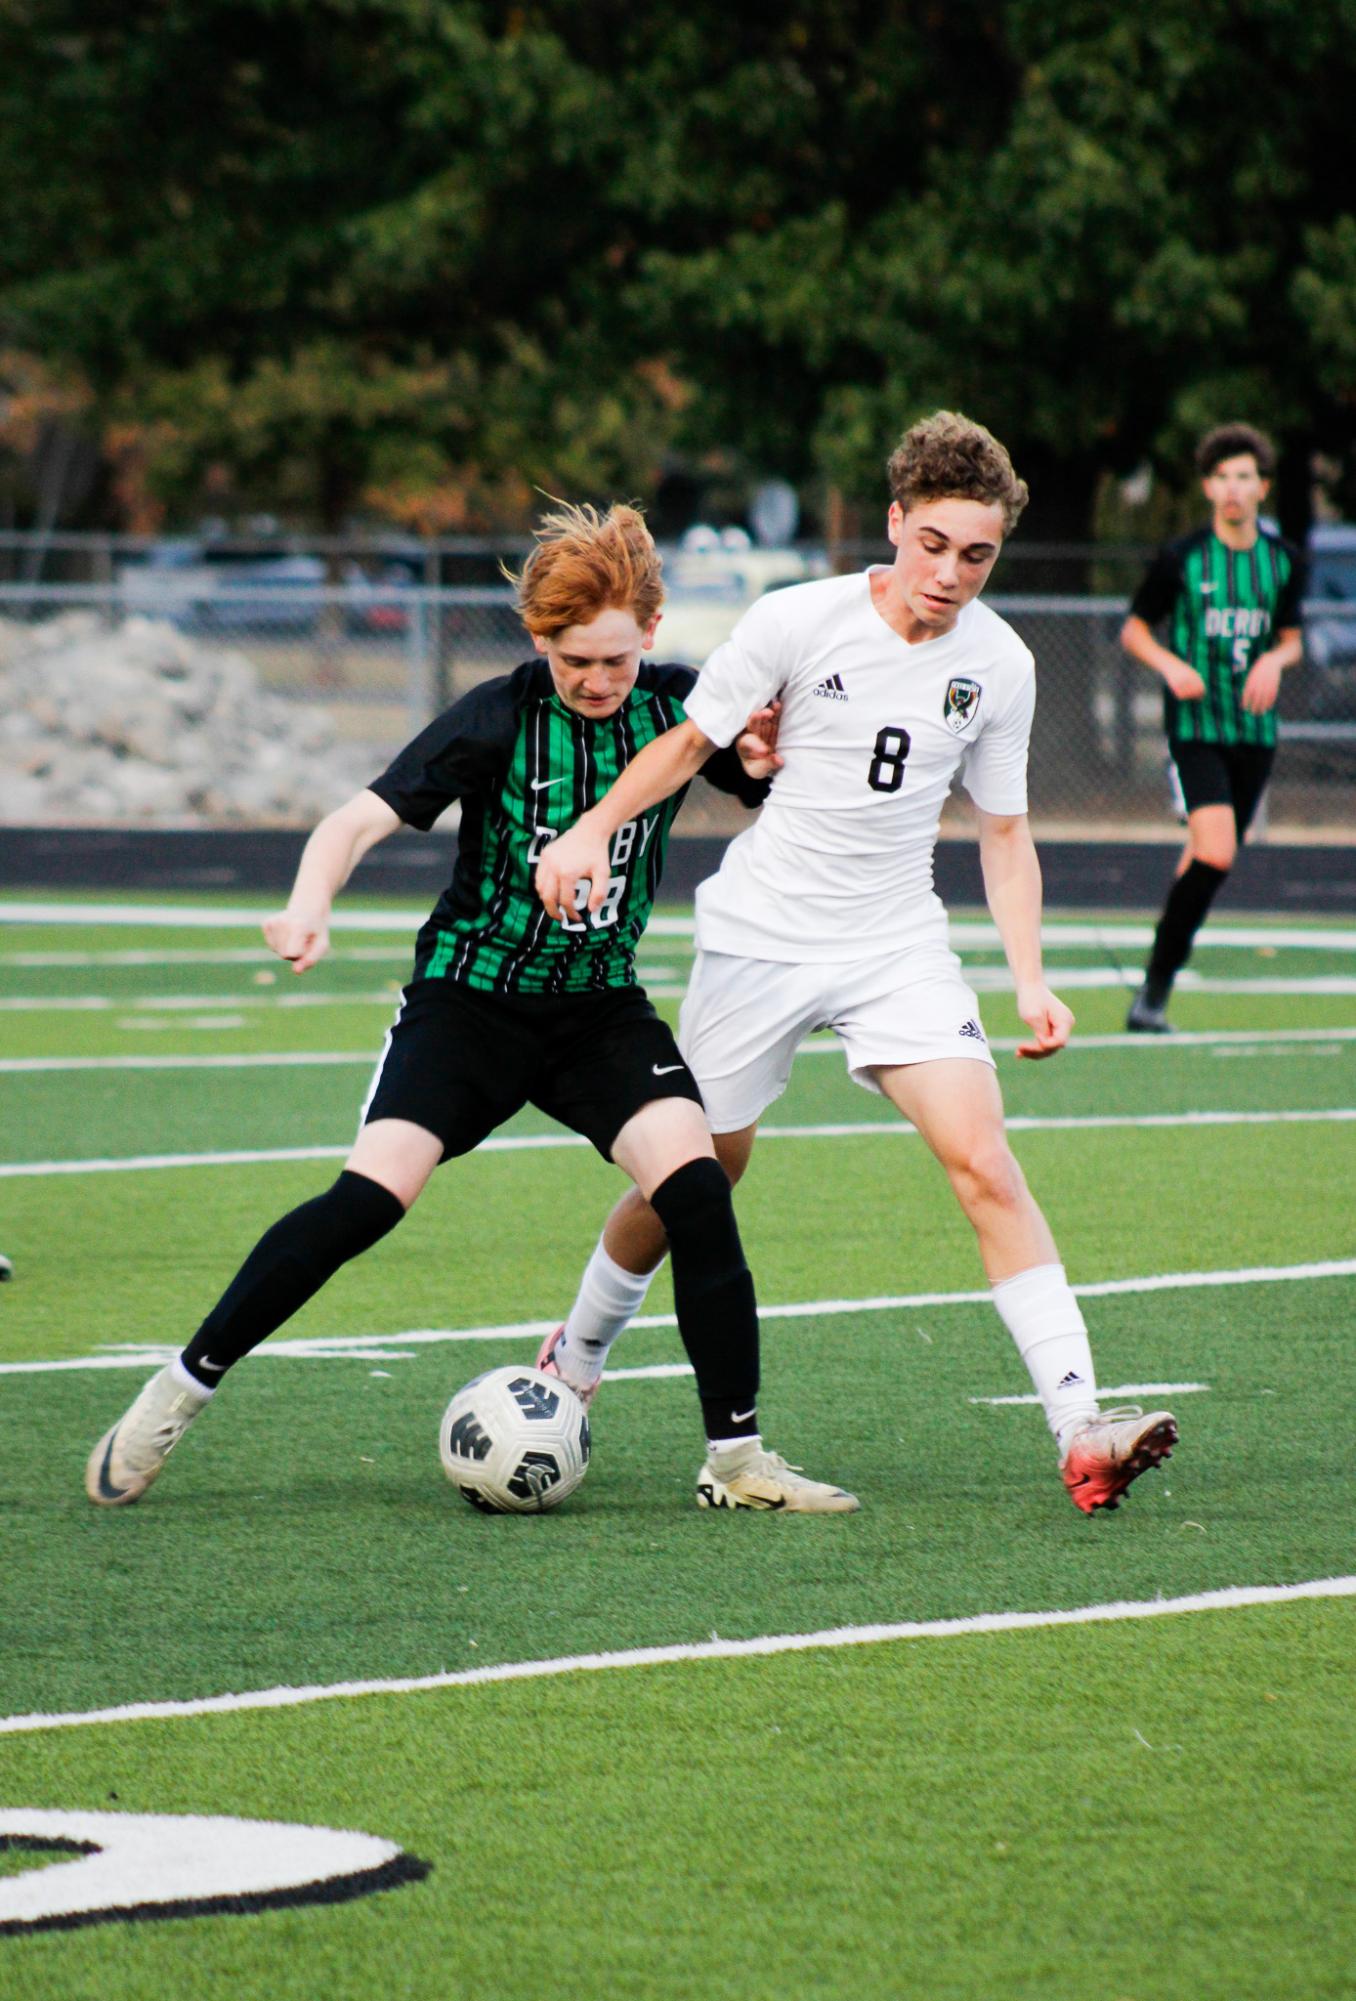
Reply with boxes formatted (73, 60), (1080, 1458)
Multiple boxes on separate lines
(84, 502), (856, 1517)
(1121, 423), (1305, 1031)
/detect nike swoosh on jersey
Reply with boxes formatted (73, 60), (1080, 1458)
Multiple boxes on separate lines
(651, 1063), (684, 1075)
(530, 775), (569, 791)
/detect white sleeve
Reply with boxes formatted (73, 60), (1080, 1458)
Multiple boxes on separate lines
(961, 654), (1035, 815)
(681, 594), (788, 748)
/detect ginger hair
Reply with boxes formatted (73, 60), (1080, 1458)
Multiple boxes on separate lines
(508, 501), (665, 636)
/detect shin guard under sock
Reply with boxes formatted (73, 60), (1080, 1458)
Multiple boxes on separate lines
(180, 1170), (405, 1385)
(649, 1157), (759, 1440)
(1145, 859), (1229, 999)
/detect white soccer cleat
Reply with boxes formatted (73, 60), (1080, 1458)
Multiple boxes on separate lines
(535, 1324), (602, 1409)
(696, 1446), (859, 1514)
(1060, 1406), (1178, 1514)
(85, 1366), (213, 1507)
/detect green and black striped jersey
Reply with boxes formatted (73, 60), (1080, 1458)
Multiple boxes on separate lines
(1130, 526), (1305, 748)
(367, 659), (765, 995)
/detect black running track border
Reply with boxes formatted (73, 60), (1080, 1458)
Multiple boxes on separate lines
(2, 827), (1356, 914)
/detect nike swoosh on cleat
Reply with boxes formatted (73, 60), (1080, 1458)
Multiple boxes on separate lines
(96, 1435), (127, 1503)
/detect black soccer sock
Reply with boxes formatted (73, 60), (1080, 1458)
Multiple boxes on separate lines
(179, 1171), (405, 1386)
(649, 1157), (760, 1440)
(1144, 860), (1229, 1001)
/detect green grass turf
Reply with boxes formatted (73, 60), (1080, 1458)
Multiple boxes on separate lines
(5, 1018), (1356, 1161)
(4, 1115), (1356, 1363)
(1, 898), (1352, 1993)
(2, 1604), (1351, 2000)
(3, 1267), (1353, 1717)
(0, 1849), (72, 1882)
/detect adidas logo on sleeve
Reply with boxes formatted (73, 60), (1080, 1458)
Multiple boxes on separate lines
(810, 673), (848, 701)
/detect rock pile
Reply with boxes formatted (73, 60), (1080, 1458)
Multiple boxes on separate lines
(0, 613), (374, 826)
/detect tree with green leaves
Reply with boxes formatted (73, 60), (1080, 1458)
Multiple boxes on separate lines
(1, 1), (1352, 535)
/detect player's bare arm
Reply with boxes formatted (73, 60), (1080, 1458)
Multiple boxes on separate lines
(1119, 614), (1206, 702)
(535, 718), (719, 922)
(977, 809), (1074, 1060)
(1241, 627), (1303, 714)
(263, 789), (401, 972)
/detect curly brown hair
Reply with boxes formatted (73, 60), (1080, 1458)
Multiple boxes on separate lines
(1194, 423), (1276, 479)
(508, 501), (664, 637)
(886, 412), (1029, 536)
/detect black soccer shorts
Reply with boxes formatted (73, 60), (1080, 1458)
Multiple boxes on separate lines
(360, 978), (705, 1162)
(1169, 740), (1275, 836)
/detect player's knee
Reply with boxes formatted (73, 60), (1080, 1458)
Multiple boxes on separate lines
(649, 1157), (746, 1282)
(325, 1169), (407, 1242)
(1194, 837), (1235, 871)
(952, 1139), (1025, 1217)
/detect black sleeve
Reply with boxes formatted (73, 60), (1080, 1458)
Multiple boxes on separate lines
(1276, 541), (1307, 628)
(644, 660), (771, 808)
(1128, 545), (1183, 626)
(367, 672), (522, 830)
(701, 741), (773, 809)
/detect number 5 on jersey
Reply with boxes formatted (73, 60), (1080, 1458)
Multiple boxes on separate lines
(867, 726), (912, 793)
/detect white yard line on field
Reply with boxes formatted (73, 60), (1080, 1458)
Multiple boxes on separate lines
(5, 900), (1356, 951)
(0, 947), (415, 968)
(1, 1576), (1351, 1738)
(0, 900), (430, 932)
(2, 1257), (1351, 1377)
(0, 992), (405, 1012)
(8, 972), (1356, 1012)
(969, 1382), (1210, 1406)
(0, 1051), (377, 1073)
(5, 1105), (1356, 1180)
(798, 1024), (1356, 1055)
(7, 1023), (1356, 1075)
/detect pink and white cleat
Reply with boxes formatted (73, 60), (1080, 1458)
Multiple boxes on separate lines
(1060, 1407), (1178, 1514)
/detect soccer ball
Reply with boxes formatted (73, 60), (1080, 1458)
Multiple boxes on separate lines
(439, 1365), (591, 1514)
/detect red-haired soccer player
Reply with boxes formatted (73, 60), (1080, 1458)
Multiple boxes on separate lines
(86, 504), (855, 1515)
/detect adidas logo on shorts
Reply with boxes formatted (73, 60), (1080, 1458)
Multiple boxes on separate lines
(811, 673), (848, 701)
(958, 1018), (986, 1041)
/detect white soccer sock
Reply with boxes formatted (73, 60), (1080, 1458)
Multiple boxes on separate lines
(706, 1435), (763, 1464)
(556, 1237), (655, 1384)
(170, 1356), (215, 1398)
(991, 1262), (1099, 1451)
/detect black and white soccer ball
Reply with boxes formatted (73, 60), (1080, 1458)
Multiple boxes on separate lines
(439, 1365), (590, 1514)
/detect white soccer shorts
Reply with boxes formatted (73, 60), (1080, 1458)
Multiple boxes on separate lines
(677, 944), (996, 1134)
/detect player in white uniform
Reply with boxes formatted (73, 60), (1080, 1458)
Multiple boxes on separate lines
(535, 413), (1177, 1514)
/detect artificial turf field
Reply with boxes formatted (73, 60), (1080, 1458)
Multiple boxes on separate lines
(0, 891), (1353, 1998)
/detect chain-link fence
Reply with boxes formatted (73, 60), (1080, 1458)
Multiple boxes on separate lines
(1, 577), (1351, 832)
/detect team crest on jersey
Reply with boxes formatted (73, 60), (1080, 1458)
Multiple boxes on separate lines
(943, 677), (982, 734)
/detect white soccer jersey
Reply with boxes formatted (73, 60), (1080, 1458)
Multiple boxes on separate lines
(682, 569), (1035, 962)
